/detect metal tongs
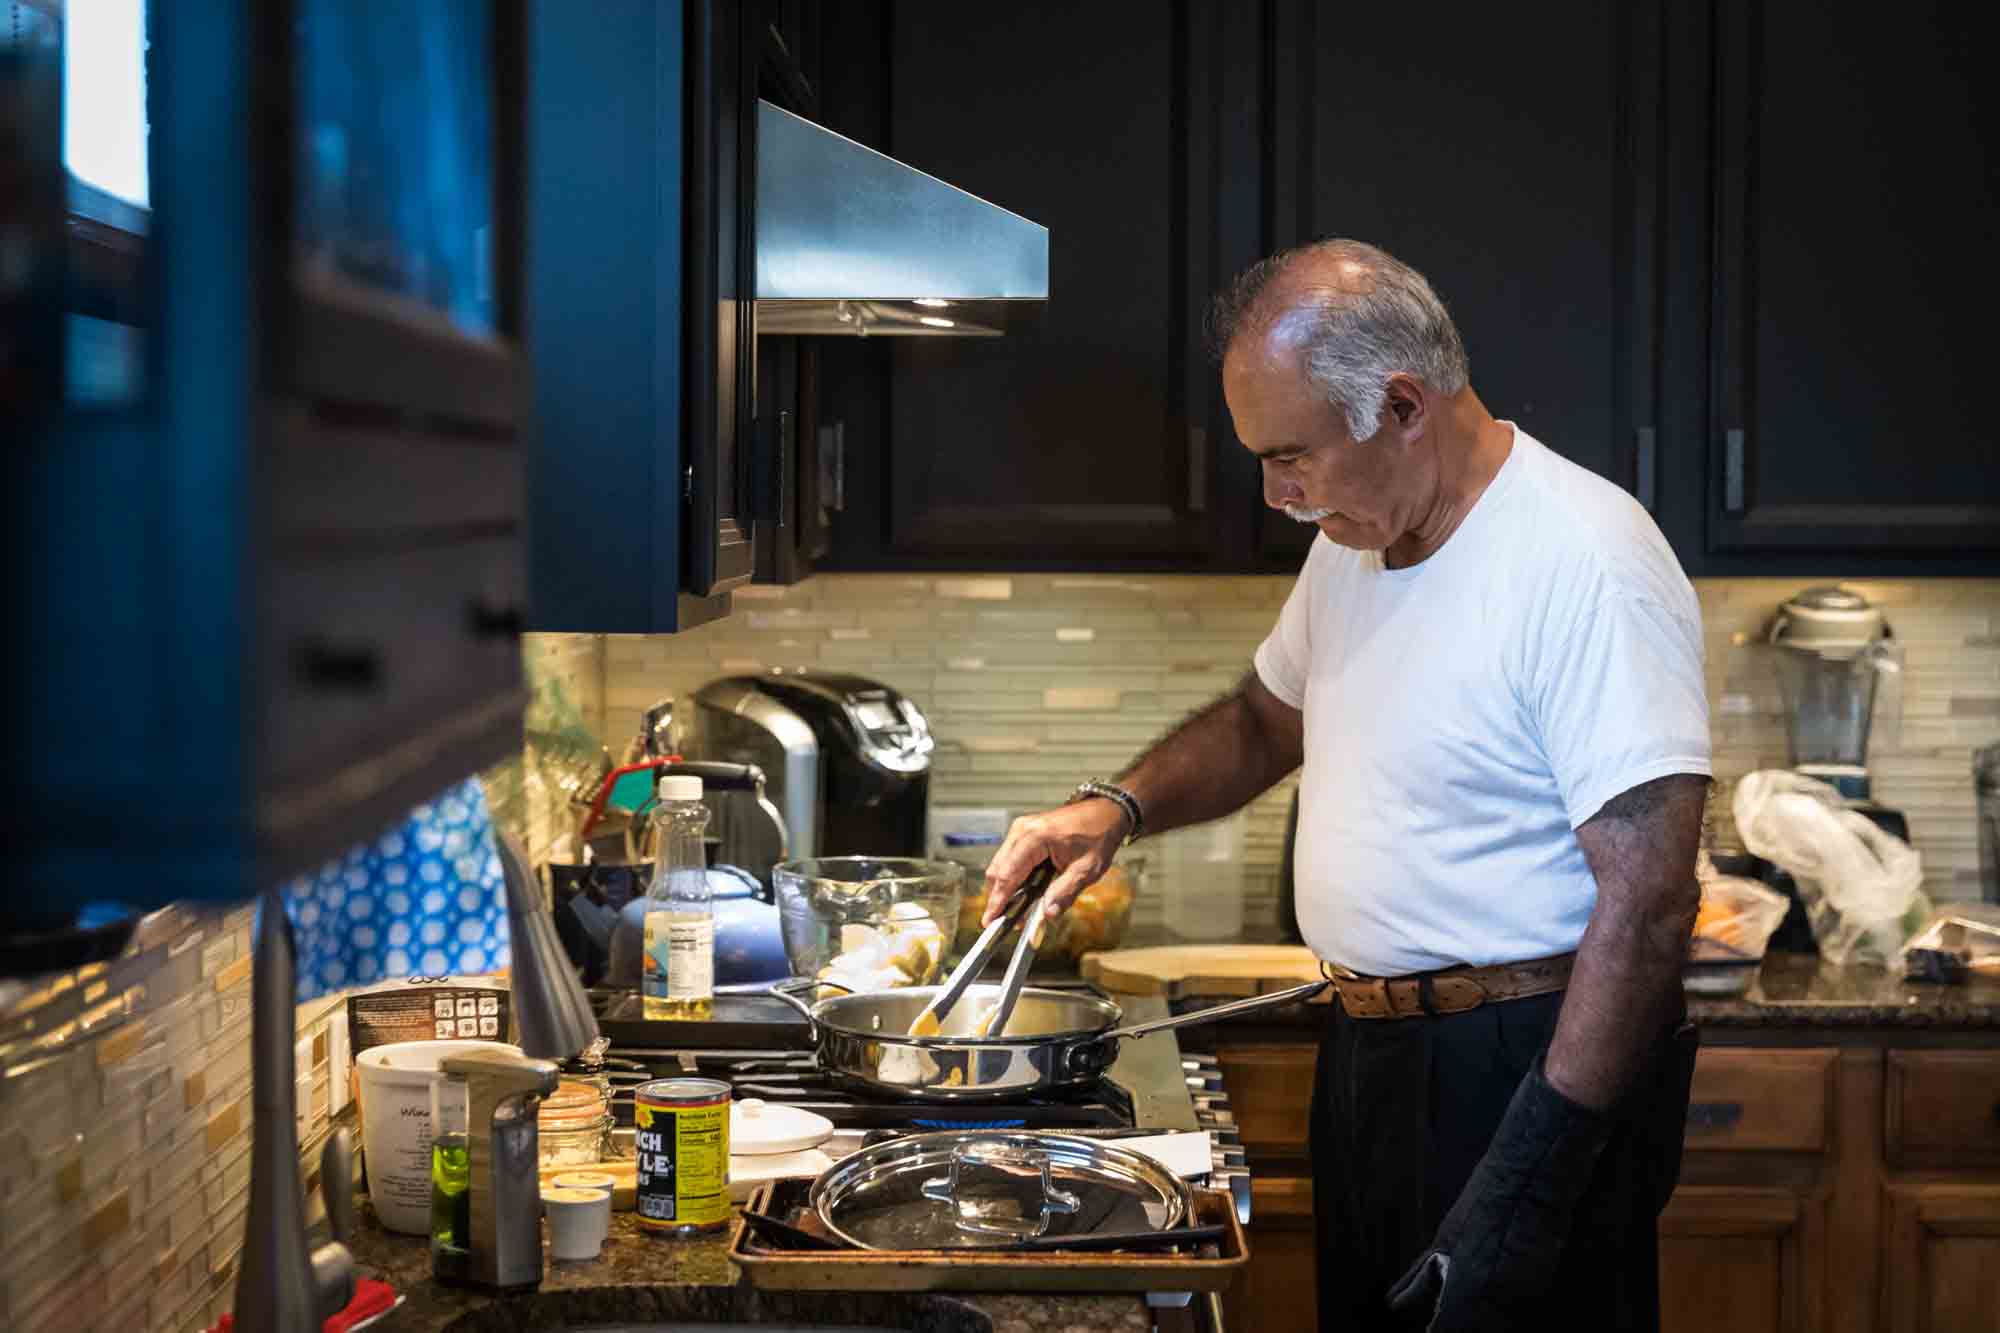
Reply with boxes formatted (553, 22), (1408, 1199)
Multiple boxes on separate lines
(908, 860), (1057, 1038)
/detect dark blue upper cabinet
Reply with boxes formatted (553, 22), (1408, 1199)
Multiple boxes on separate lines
(7, 0), (529, 941)
(525, 0), (755, 632)
(1673, 0), (2000, 573)
(806, 0), (1995, 578)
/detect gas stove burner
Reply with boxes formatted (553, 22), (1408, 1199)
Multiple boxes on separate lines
(596, 1043), (1138, 1130)
(910, 1117), (1026, 1130)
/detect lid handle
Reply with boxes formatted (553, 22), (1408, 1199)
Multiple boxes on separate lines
(920, 1143), (1080, 1238)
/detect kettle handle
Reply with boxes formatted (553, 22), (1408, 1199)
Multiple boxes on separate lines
(660, 760), (769, 794)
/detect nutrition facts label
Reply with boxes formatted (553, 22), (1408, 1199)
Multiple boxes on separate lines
(634, 1097), (729, 1228)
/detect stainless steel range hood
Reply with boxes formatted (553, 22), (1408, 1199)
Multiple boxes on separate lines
(754, 101), (1048, 337)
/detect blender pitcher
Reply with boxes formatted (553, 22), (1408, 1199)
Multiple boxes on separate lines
(1767, 586), (1902, 798)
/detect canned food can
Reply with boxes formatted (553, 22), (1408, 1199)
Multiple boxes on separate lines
(632, 1077), (731, 1234)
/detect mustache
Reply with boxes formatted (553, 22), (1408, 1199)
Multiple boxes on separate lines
(1284, 505), (1335, 523)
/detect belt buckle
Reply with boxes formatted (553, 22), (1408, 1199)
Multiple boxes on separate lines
(1319, 960), (1365, 983)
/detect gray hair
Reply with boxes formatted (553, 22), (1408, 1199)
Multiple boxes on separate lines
(1208, 239), (1470, 441)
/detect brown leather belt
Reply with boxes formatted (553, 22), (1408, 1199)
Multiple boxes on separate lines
(1319, 952), (1576, 1020)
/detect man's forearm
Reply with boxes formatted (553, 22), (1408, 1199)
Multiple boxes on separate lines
(1542, 882), (1693, 1110)
(1115, 673), (1301, 839)
(1544, 775), (1706, 1110)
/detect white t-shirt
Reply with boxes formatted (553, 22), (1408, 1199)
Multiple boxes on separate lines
(1254, 427), (1711, 976)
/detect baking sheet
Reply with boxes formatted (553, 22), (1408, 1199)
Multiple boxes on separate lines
(732, 1182), (1247, 1294)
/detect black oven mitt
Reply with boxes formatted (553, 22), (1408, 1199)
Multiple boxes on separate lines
(1384, 1054), (1611, 1331)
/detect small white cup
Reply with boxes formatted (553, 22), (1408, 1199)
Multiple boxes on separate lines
(548, 1170), (618, 1193)
(542, 1185), (611, 1261)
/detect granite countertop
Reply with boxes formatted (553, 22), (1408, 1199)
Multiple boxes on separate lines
(1685, 950), (2000, 1028)
(346, 1199), (1155, 1333)
(1156, 951), (2000, 1040)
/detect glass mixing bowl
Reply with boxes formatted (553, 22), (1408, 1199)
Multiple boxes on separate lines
(772, 857), (964, 991)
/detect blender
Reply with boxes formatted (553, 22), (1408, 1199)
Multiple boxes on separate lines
(1766, 585), (1906, 831)
(1739, 586), (1910, 953)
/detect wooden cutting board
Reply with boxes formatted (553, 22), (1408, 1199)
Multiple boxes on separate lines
(1080, 945), (1330, 1001)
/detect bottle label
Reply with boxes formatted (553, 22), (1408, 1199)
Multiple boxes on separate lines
(666, 919), (714, 1001)
(641, 912), (670, 1001)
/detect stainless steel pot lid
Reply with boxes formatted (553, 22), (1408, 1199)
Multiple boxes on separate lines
(810, 1130), (1189, 1250)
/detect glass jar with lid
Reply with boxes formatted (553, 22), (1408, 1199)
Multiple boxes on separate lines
(537, 1078), (612, 1168)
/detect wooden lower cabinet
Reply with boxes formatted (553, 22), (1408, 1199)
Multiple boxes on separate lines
(1881, 1184), (2000, 1333)
(1216, 1044), (1319, 1333)
(1213, 1043), (1318, 1161)
(1223, 1176), (1317, 1333)
(1212, 1037), (2000, 1333)
(1659, 1187), (1824, 1333)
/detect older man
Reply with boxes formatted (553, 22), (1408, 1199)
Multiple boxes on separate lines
(981, 239), (1709, 1331)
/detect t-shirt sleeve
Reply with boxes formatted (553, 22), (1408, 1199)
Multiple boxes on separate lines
(1530, 592), (1713, 828)
(1253, 554), (1315, 710)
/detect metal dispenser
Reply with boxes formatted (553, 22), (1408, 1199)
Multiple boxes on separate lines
(432, 1046), (560, 1291)
(233, 888), (357, 1330)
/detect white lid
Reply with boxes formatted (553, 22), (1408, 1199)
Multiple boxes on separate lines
(657, 774), (704, 801)
(355, 1039), (521, 1086)
(729, 1096), (833, 1154)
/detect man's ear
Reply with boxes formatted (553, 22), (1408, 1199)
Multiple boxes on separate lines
(1383, 373), (1427, 436)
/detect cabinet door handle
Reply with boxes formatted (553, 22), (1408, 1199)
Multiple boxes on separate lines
(467, 602), (524, 638)
(295, 639), (382, 691)
(1635, 427), (1657, 513)
(1685, 1101), (1743, 1134)
(1723, 428), (1746, 514)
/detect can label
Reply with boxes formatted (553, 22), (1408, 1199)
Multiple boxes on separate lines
(634, 1091), (730, 1230)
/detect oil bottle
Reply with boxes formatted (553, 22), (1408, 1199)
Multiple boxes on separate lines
(642, 775), (714, 1020)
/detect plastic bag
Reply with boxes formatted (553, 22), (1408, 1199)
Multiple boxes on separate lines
(1732, 769), (1931, 967)
(1900, 903), (2000, 983)
(1691, 851), (1791, 961)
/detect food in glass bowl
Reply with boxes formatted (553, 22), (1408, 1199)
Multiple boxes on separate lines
(1060, 862), (1137, 959)
(773, 856), (962, 992)
(817, 904), (947, 993)
(948, 856), (1142, 964)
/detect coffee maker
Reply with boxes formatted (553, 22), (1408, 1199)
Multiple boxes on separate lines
(687, 670), (934, 860)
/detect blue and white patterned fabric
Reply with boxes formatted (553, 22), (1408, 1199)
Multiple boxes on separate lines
(280, 777), (510, 1002)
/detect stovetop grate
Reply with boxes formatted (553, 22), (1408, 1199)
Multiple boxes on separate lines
(585, 984), (1253, 1223)
(593, 1045), (1138, 1129)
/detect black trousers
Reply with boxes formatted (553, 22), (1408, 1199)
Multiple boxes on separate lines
(1309, 991), (1698, 1332)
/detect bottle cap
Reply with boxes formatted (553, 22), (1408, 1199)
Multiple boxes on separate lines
(657, 774), (704, 801)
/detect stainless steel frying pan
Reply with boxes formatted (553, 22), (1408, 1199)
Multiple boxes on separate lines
(770, 977), (1328, 1102)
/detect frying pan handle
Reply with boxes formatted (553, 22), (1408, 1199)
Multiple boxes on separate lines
(767, 976), (853, 1043)
(1100, 979), (1330, 1042)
